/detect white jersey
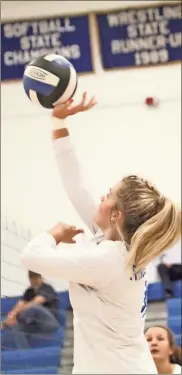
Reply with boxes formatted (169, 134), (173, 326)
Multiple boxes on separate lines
(21, 134), (157, 374)
(173, 364), (182, 374)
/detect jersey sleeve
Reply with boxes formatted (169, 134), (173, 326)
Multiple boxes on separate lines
(21, 233), (122, 289)
(53, 136), (97, 234)
(22, 288), (32, 302)
(38, 284), (55, 302)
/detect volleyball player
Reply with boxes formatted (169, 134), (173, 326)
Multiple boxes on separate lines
(21, 93), (181, 374)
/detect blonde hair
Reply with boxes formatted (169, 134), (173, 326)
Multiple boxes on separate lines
(116, 176), (181, 272)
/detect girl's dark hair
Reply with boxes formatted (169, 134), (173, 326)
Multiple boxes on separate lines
(145, 325), (182, 365)
(28, 270), (42, 278)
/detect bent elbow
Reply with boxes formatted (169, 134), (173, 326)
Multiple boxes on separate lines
(20, 247), (36, 272)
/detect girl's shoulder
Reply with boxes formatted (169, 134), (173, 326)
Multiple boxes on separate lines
(98, 240), (128, 262)
(99, 240), (127, 251)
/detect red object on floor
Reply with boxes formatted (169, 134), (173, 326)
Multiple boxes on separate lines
(145, 97), (159, 107)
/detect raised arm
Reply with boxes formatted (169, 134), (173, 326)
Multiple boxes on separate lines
(53, 129), (97, 233)
(52, 94), (97, 234)
(21, 223), (122, 288)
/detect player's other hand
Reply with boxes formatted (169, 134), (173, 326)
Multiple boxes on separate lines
(49, 222), (84, 244)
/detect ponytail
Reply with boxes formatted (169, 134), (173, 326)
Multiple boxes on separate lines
(127, 199), (181, 272)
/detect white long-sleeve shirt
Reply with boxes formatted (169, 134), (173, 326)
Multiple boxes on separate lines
(173, 364), (182, 374)
(21, 135), (157, 374)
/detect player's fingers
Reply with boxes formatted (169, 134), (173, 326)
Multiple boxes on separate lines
(81, 92), (87, 107)
(89, 97), (97, 107)
(71, 225), (76, 229)
(65, 98), (74, 107)
(68, 103), (84, 115)
(67, 93), (96, 114)
(74, 228), (84, 235)
(84, 97), (97, 110)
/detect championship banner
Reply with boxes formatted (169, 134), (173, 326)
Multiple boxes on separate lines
(1, 14), (93, 81)
(96, 3), (181, 69)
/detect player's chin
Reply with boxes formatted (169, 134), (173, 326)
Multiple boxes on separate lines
(150, 349), (161, 359)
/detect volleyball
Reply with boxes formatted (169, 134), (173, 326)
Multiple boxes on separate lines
(23, 54), (78, 109)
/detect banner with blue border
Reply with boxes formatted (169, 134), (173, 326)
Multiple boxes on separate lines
(96, 2), (182, 69)
(1, 14), (93, 81)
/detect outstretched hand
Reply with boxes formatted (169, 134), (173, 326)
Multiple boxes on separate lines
(52, 92), (97, 120)
(49, 222), (84, 245)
